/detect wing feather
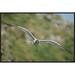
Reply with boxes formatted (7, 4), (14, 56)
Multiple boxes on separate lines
(2, 22), (36, 42)
(39, 40), (64, 50)
(17, 26), (36, 41)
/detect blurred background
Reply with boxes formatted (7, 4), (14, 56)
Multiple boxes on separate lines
(1, 13), (74, 61)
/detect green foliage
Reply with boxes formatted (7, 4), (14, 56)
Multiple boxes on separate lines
(1, 14), (74, 61)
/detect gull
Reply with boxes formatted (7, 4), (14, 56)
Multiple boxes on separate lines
(3, 22), (64, 50)
(17, 26), (64, 50)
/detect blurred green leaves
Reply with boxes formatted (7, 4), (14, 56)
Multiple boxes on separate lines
(1, 14), (74, 61)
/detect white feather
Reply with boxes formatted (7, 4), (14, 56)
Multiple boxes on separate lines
(39, 40), (64, 50)
(17, 26), (36, 42)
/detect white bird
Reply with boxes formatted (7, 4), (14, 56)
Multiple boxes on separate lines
(17, 26), (64, 50)
(3, 22), (64, 50)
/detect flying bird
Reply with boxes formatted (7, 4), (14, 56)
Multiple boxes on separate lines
(2, 22), (64, 50)
(17, 26), (64, 50)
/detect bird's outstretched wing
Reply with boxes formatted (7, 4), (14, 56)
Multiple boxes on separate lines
(2, 22), (36, 42)
(39, 40), (64, 50)
(17, 26), (36, 42)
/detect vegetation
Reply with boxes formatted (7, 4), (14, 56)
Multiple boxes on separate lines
(1, 14), (74, 61)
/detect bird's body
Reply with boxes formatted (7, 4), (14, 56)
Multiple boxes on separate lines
(33, 39), (39, 45)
